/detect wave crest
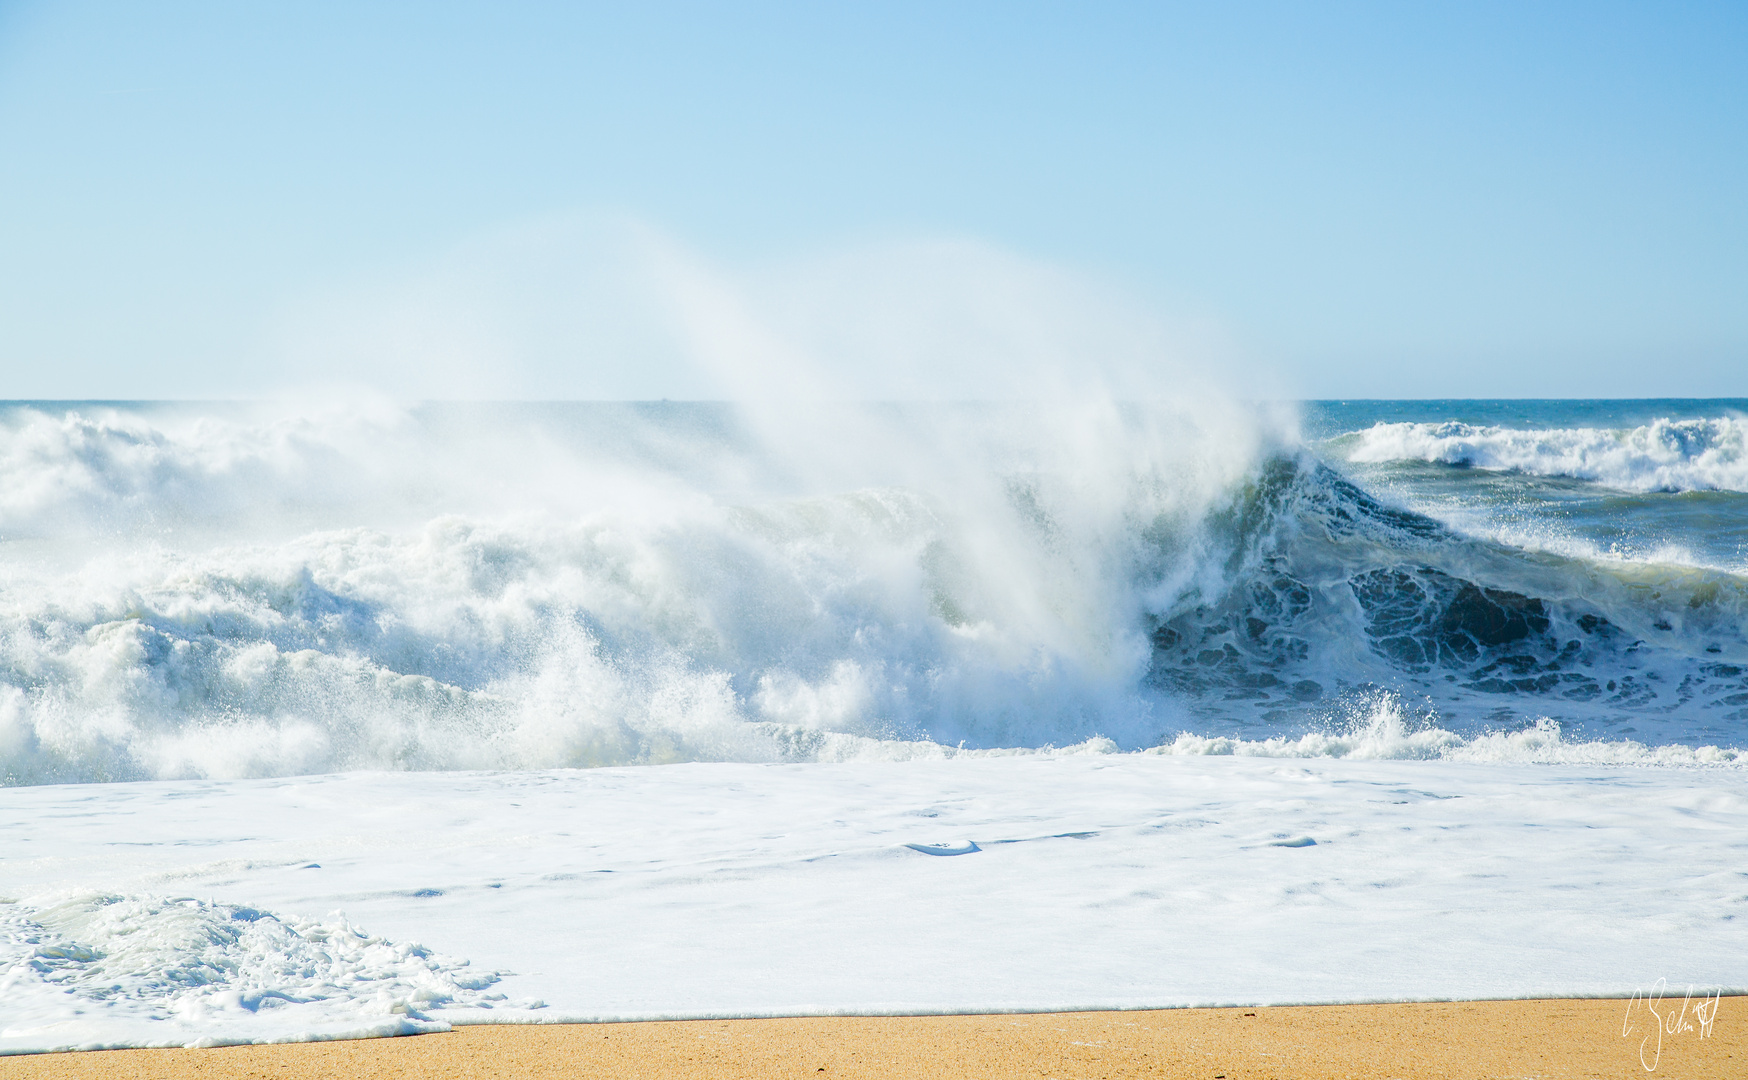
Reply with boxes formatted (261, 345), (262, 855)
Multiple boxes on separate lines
(1, 403), (1744, 785)
(1341, 416), (1748, 492)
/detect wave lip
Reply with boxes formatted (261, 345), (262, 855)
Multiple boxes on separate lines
(1340, 416), (1748, 492)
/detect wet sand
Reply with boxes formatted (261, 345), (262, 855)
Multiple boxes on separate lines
(1, 998), (1739, 1079)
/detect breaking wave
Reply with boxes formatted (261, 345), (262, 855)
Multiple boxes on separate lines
(0, 400), (1743, 785)
(1338, 416), (1748, 492)
(1145, 452), (1748, 750)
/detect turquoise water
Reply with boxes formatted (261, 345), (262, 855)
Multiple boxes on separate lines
(1140, 399), (1748, 746)
(1308, 399), (1748, 571)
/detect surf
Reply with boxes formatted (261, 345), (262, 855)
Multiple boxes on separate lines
(1337, 414), (1748, 493)
(0, 399), (1743, 786)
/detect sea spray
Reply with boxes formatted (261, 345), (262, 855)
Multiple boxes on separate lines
(1, 400), (1746, 785)
(0, 398), (1281, 782)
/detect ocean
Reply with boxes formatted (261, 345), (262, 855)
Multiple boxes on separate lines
(1, 397), (1744, 1051)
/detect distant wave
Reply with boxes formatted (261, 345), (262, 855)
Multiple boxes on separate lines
(1340, 416), (1748, 492)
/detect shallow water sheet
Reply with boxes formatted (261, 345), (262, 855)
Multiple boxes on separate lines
(2, 754), (1746, 1053)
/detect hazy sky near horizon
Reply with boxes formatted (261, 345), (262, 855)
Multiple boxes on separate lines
(1, 1), (1743, 400)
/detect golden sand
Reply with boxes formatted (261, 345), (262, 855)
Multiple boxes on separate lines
(1, 998), (1739, 1079)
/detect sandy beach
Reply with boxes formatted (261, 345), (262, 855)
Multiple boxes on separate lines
(2, 998), (1738, 1079)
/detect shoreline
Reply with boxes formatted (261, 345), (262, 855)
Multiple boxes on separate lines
(2, 998), (1740, 1079)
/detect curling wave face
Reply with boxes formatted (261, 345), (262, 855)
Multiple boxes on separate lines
(0, 400), (1743, 785)
(1145, 453), (1748, 746)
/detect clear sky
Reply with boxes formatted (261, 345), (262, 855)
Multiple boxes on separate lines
(0, 1), (1743, 400)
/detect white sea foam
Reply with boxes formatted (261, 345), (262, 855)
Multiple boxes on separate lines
(0, 399), (1282, 783)
(3, 758), (1744, 1051)
(0, 893), (536, 1052)
(1155, 695), (1747, 766)
(1342, 416), (1748, 492)
(1, 402), (1743, 786)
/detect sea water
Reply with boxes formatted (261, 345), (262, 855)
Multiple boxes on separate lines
(1, 398), (1744, 1051)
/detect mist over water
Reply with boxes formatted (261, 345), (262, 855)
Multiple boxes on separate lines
(1, 392), (1745, 785)
(0, 396), (1267, 781)
(2, 245), (1744, 784)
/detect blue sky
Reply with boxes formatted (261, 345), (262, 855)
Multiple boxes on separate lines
(0, 1), (1743, 399)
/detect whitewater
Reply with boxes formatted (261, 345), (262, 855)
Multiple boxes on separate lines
(1345, 415), (1748, 494)
(2, 398), (1745, 1052)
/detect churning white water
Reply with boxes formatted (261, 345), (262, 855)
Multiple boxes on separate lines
(4, 396), (1746, 1055)
(0, 397), (1285, 783)
(4, 397), (1748, 786)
